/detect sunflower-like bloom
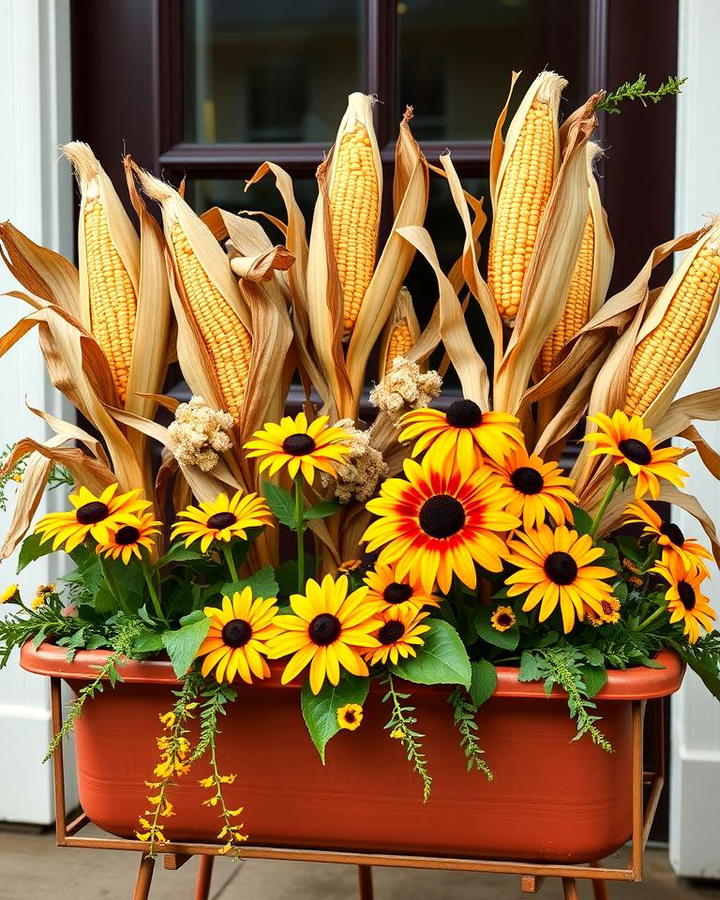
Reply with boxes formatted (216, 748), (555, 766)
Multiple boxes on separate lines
(399, 399), (523, 466)
(623, 499), (712, 576)
(0, 584), (19, 605)
(268, 575), (381, 695)
(35, 484), (150, 552)
(489, 445), (577, 530)
(337, 703), (363, 731)
(584, 411), (687, 499)
(585, 596), (622, 627)
(195, 587), (282, 683)
(364, 605), (431, 666)
(505, 525), (616, 633)
(364, 561), (441, 613)
(490, 605), (517, 632)
(651, 556), (716, 644)
(171, 490), (272, 552)
(244, 412), (353, 483)
(363, 456), (520, 594)
(96, 512), (161, 564)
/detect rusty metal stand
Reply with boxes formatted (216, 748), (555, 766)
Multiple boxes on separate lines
(49, 678), (665, 898)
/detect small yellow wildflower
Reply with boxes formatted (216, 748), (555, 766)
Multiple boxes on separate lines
(490, 605), (517, 632)
(0, 584), (20, 605)
(390, 726), (405, 740)
(337, 703), (364, 731)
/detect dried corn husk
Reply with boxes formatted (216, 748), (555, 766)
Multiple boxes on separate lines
(378, 286), (421, 379)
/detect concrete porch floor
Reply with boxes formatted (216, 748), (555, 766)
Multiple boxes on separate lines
(1, 831), (719, 900)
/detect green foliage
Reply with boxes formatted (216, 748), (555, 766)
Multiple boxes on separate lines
(598, 73), (686, 115)
(262, 481), (297, 530)
(17, 533), (53, 573)
(301, 672), (369, 763)
(221, 566), (279, 602)
(519, 646), (613, 752)
(469, 659), (497, 709)
(161, 617), (212, 677)
(449, 689), (493, 780)
(669, 632), (720, 701)
(0, 444), (29, 513)
(303, 499), (340, 521)
(473, 605), (520, 651)
(571, 505), (594, 535)
(381, 672), (432, 802)
(190, 676), (237, 763)
(393, 619), (471, 689)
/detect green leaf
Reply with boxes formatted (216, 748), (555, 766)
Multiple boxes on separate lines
(161, 617), (212, 677)
(469, 660), (497, 709)
(580, 665), (608, 698)
(518, 650), (543, 682)
(301, 673), (369, 763)
(571, 505), (594, 536)
(303, 500), (340, 521)
(393, 619), (471, 689)
(263, 481), (297, 530)
(132, 628), (165, 654)
(473, 606), (520, 650)
(17, 533), (53, 573)
(155, 543), (204, 568)
(221, 566), (279, 601)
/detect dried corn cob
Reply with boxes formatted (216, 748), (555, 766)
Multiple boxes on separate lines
(171, 224), (252, 423)
(328, 93), (382, 336)
(63, 142), (139, 404)
(379, 286), (421, 378)
(488, 72), (566, 324)
(625, 223), (720, 416)
(539, 144), (613, 376)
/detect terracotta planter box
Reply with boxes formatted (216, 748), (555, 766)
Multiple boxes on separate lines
(21, 642), (683, 864)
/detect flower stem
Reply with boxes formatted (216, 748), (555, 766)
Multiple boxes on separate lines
(222, 544), (240, 583)
(294, 476), (306, 592)
(99, 556), (132, 616)
(142, 559), (167, 626)
(638, 601), (669, 632)
(590, 472), (623, 539)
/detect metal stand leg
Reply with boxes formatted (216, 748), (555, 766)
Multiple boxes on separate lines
(194, 855), (214, 900)
(358, 864), (374, 900)
(562, 878), (579, 900)
(133, 855), (155, 900)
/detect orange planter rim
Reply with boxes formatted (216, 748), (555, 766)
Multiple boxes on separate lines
(20, 640), (684, 701)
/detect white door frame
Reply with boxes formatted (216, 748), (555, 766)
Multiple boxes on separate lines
(670, 0), (720, 880)
(0, 0), (74, 825)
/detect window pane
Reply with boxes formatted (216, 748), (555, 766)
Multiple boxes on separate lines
(398, 0), (589, 141)
(183, 0), (364, 144)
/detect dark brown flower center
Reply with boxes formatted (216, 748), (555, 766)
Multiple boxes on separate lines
(419, 494), (466, 539)
(544, 551), (578, 585)
(378, 620), (406, 645)
(678, 581), (696, 611)
(221, 618), (252, 647)
(511, 466), (544, 495)
(344, 709), (357, 723)
(282, 433), (316, 456)
(207, 512), (237, 530)
(445, 399), (483, 429)
(308, 613), (341, 646)
(76, 501), (109, 525)
(660, 521), (685, 546)
(383, 582), (414, 605)
(115, 525), (140, 546)
(618, 438), (652, 466)
(601, 600), (614, 616)
(496, 613), (513, 627)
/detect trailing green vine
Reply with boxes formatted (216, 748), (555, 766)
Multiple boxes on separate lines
(381, 671), (432, 802)
(449, 689), (493, 780)
(597, 73), (686, 115)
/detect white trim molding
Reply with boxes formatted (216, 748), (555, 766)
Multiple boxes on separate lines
(0, 0), (74, 825)
(670, 0), (720, 879)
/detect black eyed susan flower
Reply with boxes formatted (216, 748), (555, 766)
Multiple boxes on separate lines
(584, 411), (687, 499)
(35, 484), (150, 552)
(505, 525), (616, 633)
(399, 400), (523, 467)
(585, 595), (622, 627)
(31, 584), (56, 610)
(623, 499), (712, 576)
(268, 575), (381, 695)
(362, 456), (520, 594)
(195, 587), (281, 683)
(490, 605), (517, 632)
(337, 703), (364, 731)
(0, 584), (19, 605)
(489, 445), (577, 530)
(96, 512), (161, 564)
(244, 412), (353, 484)
(171, 489), (272, 552)
(651, 557), (716, 644)
(363, 605), (431, 666)
(364, 561), (441, 613)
